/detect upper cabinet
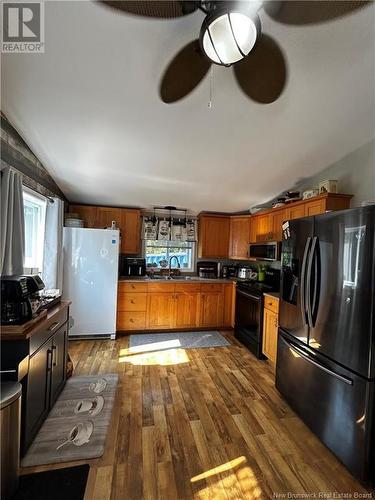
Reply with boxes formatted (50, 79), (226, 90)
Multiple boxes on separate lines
(229, 216), (251, 259)
(198, 215), (230, 259)
(250, 213), (272, 242)
(69, 204), (141, 255)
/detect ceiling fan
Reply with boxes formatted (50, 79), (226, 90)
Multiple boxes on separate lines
(101, 1), (369, 104)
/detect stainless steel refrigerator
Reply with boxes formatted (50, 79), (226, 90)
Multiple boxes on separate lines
(276, 205), (375, 484)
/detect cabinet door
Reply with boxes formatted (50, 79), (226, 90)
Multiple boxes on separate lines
(174, 292), (199, 328)
(147, 293), (175, 329)
(199, 292), (224, 327)
(199, 216), (230, 258)
(304, 198), (326, 217)
(121, 209), (141, 255)
(229, 217), (250, 259)
(50, 325), (67, 406)
(69, 205), (98, 228)
(286, 205), (305, 220)
(25, 341), (51, 448)
(97, 207), (122, 229)
(262, 308), (278, 363)
(250, 214), (272, 242)
(270, 209), (287, 241)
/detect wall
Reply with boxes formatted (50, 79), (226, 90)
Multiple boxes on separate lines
(0, 113), (66, 199)
(294, 139), (375, 208)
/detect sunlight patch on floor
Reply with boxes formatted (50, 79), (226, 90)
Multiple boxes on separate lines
(191, 456), (247, 483)
(118, 347), (189, 366)
(191, 456), (263, 499)
(119, 338), (181, 356)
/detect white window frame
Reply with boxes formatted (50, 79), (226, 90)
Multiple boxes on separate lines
(143, 240), (196, 272)
(23, 187), (47, 274)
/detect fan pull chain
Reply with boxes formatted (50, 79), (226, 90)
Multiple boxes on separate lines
(208, 66), (213, 109)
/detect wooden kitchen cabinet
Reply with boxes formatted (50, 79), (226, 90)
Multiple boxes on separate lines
(117, 281), (234, 331)
(97, 206), (122, 228)
(198, 215), (230, 258)
(304, 198), (326, 216)
(250, 213), (272, 242)
(262, 294), (280, 364)
(270, 209), (287, 241)
(147, 292), (175, 330)
(175, 290), (200, 329)
(121, 209), (141, 255)
(229, 216), (251, 259)
(69, 204), (98, 227)
(69, 204), (141, 255)
(286, 204), (305, 220)
(199, 292), (224, 327)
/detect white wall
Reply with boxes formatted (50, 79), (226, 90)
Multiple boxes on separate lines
(295, 139), (375, 208)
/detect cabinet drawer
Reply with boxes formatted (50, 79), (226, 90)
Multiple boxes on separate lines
(174, 283), (201, 293)
(29, 308), (68, 355)
(118, 282), (148, 293)
(117, 293), (147, 312)
(148, 283), (175, 293)
(117, 312), (146, 331)
(200, 283), (223, 292)
(264, 295), (279, 314)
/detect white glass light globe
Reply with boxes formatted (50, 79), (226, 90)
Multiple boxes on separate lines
(202, 12), (259, 65)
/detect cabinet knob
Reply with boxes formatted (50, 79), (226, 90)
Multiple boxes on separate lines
(130, 318), (134, 323)
(130, 300), (135, 304)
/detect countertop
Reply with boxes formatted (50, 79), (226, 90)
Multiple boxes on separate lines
(1, 300), (71, 341)
(264, 292), (280, 299)
(118, 276), (236, 284)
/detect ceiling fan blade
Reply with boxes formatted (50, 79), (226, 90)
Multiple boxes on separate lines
(160, 40), (211, 103)
(100, 1), (198, 18)
(263, 1), (369, 25)
(234, 34), (287, 104)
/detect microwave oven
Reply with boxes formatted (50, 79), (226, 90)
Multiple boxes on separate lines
(248, 241), (280, 261)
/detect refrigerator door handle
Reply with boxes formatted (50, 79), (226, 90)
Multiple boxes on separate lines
(306, 236), (318, 328)
(287, 341), (353, 385)
(300, 237), (311, 325)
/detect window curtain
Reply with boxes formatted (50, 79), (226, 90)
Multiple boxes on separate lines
(0, 167), (25, 275)
(42, 197), (64, 291)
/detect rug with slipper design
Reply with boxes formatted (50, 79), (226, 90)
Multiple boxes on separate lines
(21, 374), (118, 467)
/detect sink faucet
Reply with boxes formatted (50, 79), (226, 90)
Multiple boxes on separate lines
(169, 255), (180, 277)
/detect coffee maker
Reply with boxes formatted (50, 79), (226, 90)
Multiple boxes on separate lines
(1, 275), (45, 325)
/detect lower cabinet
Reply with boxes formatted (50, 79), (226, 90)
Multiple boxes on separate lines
(200, 292), (224, 327)
(117, 281), (234, 331)
(23, 314), (68, 453)
(262, 294), (280, 364)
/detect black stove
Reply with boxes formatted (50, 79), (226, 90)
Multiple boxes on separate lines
(235, 270), (280, 358)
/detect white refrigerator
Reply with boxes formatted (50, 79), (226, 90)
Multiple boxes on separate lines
(63, 227), (120, 339)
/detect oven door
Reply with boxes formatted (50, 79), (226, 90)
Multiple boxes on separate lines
(235, 288), (263, 357)
(249, 242), (280, 261)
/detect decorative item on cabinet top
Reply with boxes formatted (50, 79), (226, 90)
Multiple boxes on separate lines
(142, 207), (197, 242)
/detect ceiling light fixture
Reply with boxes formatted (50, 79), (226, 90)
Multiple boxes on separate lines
(200, 6), (260, 66)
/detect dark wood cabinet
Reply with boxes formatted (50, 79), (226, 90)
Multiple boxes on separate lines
(50, 324), (68, 406)
(1, 302), (70, 455)
(25, 342), (51, 445)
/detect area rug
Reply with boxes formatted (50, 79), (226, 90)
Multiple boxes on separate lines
(129, 331), (230, 350)
(21, 374), (118, 467)
(14, 465), (89, 500)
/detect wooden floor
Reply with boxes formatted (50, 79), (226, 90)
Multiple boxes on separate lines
(23, 331), (373, 499)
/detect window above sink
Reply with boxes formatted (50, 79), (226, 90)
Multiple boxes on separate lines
(144, 240), (195, 272)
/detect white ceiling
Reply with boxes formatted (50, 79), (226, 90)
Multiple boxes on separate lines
(2, 1), (375, 213)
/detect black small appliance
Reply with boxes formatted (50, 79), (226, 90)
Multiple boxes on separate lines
(197, 261), (219, 279)
(120, 257), (146, 277)
(1, 275), (45, 325)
